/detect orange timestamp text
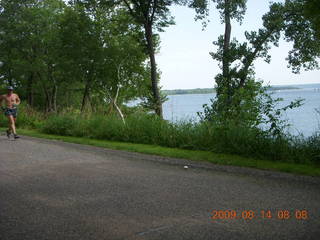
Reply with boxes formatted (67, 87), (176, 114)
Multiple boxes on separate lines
(210, 209), (309, 220)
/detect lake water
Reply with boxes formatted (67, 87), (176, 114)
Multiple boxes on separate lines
(163, 84), (320, 137)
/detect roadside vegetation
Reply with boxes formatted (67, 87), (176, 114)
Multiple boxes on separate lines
(0, 104), (319, 167)
(0, 0), (319, 174)
(2, 127), (320, 177)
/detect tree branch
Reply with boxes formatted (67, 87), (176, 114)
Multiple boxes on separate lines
(151, 0), (158, 23)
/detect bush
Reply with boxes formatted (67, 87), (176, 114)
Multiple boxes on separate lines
(2, 105), (319, 165)
(0, 103), (44, 129)
(41, 115), (77, 136)
(86, 115), (127, 141)
(39, 113), (320, 164)
(16, 104), (44, 129)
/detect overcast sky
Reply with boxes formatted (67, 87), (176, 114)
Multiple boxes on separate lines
(157, 0), (320, 90)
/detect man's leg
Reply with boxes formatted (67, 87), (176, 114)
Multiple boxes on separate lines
(4, 110), (11, 138)
(6, 127), (11, 138)
(7, 115), (16, 135)
(5, 114), (11, 138)
(12, 116), (19, 139)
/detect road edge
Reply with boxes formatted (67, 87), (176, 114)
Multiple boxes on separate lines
(11, 130), (320, 184)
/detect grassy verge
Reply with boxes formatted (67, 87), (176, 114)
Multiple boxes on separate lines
(2, 108), (320, 165)
(3, 127), (319, 177)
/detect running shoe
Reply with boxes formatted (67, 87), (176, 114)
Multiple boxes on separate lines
(6, 130), (11, 138)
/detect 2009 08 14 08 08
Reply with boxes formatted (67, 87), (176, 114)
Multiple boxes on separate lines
(211, 209), (308, 220)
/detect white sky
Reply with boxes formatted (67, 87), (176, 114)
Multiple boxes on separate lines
(157, 0), (320, 90)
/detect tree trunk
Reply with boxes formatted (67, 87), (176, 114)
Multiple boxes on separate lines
(81, 63), (94, 113)
(114, 101), (125, 125)
(47, 64), (58, 112)
(81, 79), (91, 113)
(238, 30), (275, 89)
(107, 87), (125, 124)
(7, 67), (13, 86)
(37, 72), (51, 112)
(51, 84), (57, 112)
(144, 23), (163, 118)
(222, 0), (232, 100)
(7, 51), (13, 86)
(26, 72), (34, 106)
(113, 86), (125, 124)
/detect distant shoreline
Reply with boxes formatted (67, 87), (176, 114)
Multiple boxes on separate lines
(162, 86), (301, 96)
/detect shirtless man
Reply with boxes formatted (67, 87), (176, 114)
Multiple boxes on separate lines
(0, 86), (21, 139)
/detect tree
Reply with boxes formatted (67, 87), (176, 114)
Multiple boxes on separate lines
(303, 0), (320, 40)
(212, 0), (246, 110)
(59, 4), (102, 112)
(1, 0), (152, 115)
(92, 7), (150, 122)
(118, 0), (185, 118)
(190, 0), (319, 127)
(0, 0), (66, 111)
(60, 1), (150, 117)
(281, 0), (320, 73)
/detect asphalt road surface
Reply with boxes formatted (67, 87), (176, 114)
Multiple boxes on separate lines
(0, 135), (320, 240)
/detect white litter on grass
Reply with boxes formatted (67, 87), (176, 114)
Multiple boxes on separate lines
(184, 165), (189, 169)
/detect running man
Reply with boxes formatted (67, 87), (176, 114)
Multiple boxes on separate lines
(0, 86), (21, 139)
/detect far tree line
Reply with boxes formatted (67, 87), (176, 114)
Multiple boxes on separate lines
(0, 0), (319, 122)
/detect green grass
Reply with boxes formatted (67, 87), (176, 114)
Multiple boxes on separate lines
(2, 127), (319, 177)
(2, 109), (319, 165)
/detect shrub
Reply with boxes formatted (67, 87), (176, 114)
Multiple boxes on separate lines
(41, 115), (77, 136)
(2, 105), (318, 165)
(0, 103), (44, 129)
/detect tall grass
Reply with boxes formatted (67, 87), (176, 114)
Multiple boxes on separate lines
(1, 106), (319, 165)
(39, 113), (319, 165)
(0, 104), (43, 129)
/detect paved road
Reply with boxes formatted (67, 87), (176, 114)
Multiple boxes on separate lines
(0, 135), (319, 240)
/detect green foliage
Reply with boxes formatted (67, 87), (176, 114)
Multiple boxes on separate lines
(1, 102), (319, 165)
(200, 79), (304, 137)
(214, 0), (247, 23)
(303, 0), (320, 40)
(139, 86), (168, 112)
(282, 0), (320, 73)
(187, 0), (247, 24)
(0, 103), (43, 128)
(115, 0), (186, 117)
(15, 104), (44, 129)
(41, 115), (77, 136)
(0, 0), (152, 113)
(0, 0), (318, 169)
(194, 0), (317, 138)
(5, 128), (319, 176)
(8, 108), (314, 164)
(199, 80), (261, 125)
(119, 0), (184, 30)
(303, 132), (320, 163)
